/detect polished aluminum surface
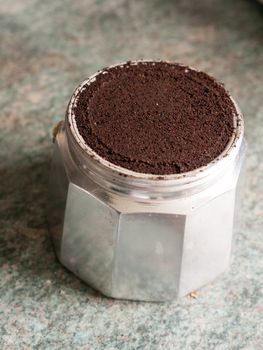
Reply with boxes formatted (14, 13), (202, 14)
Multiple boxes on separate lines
(48, 63), (246, 301)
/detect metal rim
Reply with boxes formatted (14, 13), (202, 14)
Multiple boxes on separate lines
(67, 60), (244, 182)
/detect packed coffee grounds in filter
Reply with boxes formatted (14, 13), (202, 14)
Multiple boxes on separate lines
(74, 61), (235, 175)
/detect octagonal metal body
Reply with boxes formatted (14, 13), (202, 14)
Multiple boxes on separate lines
(48, 122), (246, 301)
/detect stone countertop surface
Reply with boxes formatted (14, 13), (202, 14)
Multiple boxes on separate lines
(0, 0), (263, 349)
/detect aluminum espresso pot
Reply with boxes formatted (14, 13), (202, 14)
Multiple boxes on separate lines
(48, 64), (246, 301)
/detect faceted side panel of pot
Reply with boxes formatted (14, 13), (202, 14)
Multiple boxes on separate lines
(178, 189), (236, 296)
(233, 140), (247, 232)
(60, 183), (119, 296)
(112, 213), (185, 301)
(48, 142), (69, 259)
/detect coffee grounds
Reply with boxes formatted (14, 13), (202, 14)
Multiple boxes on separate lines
(73, 61), (235, 175)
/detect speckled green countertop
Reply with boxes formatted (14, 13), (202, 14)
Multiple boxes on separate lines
(0, 0), (263, 349)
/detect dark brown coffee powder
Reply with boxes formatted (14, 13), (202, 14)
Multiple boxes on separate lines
(73, 61), (235, 175)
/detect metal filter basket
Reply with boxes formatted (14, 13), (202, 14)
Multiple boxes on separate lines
(48, 66), (246, 301)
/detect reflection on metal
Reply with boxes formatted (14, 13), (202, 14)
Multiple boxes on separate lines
(48, 70), (246, 301)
